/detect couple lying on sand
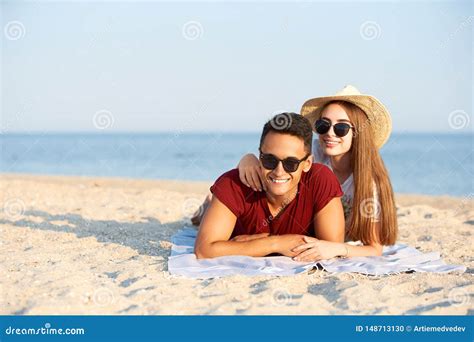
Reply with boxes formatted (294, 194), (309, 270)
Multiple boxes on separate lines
(192, 85), (398, 262)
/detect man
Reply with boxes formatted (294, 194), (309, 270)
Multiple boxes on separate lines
(194, 113), (345, 260)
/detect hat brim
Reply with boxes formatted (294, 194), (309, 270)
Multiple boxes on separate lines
(300, 94), (392, 148)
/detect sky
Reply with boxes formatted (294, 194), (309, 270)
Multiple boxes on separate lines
(1, 0), (473, 133)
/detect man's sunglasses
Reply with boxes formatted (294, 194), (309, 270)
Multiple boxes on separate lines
(259, 152), (310, 173)
(315, 119), (354, 137)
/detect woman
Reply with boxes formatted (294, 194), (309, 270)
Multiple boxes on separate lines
(192, 85), (398, 261)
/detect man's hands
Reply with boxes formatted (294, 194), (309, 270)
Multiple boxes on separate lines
(228, 234), (346, 261)
(291, 236), (346, 262)
(230, 233), (304, 258)
(273, 234), (307, 258)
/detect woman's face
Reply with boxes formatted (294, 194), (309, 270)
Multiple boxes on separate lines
(318, 103), (353, 157)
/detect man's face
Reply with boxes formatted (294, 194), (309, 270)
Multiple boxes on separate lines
(259, 131), (313, 197)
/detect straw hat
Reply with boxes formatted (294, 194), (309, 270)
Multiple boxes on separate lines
(300, 85), (392, 148)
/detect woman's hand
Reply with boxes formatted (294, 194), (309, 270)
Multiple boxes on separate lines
(291, 236), (347, 262)
(238, 153), (267, 192)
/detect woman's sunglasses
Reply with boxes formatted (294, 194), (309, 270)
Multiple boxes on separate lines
(315, 119), (354, 137)
(259, 152), (310, 173)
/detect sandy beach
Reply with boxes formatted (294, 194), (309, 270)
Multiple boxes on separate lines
(1, 173), (472, 315)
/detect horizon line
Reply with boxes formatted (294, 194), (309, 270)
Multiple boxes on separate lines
(0, 130), (472, 135)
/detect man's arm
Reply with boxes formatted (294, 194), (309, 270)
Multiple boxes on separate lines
(194, 196), (279, 259)
(313, 197), (345, 242)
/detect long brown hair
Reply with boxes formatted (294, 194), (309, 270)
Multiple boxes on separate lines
(322, 100), (398, 245)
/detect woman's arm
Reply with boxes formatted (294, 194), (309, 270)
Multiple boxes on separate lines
(343, 225), (383, 257)
(292, 222), (384, 261)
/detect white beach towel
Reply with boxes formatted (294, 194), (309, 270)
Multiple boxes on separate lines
(168, 227), (466, 279)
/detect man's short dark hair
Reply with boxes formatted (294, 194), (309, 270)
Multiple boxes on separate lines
(259, 112), (313, 154)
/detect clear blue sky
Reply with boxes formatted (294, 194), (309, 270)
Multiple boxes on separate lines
(1, 0), (472, 133)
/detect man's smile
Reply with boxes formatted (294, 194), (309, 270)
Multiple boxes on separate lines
(269, 176), (291, 184)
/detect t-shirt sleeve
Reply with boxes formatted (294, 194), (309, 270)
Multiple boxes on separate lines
(209, 169), (246, 217)
(311, 164), (344, 213)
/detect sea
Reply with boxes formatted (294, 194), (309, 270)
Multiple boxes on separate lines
(0, 132), (472, 197)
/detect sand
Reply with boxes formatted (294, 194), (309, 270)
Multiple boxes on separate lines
(0, 173), (472, 315)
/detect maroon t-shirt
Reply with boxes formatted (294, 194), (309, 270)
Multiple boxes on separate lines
(210, 163), (343, 238)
